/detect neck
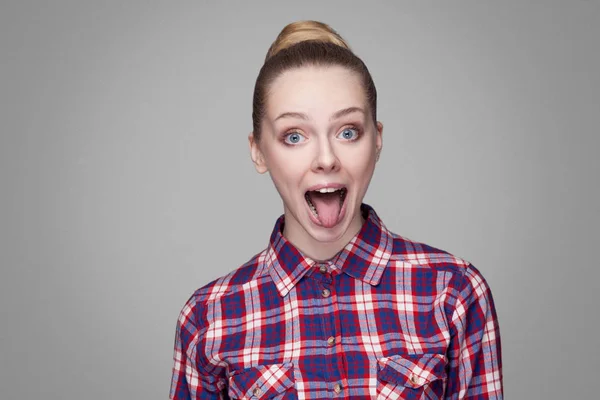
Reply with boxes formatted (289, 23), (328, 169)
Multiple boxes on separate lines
(282, 208), (365, 261)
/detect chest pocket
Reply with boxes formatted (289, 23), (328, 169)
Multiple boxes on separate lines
(228, 363), (298, 400)
(377, 354), (447, 400)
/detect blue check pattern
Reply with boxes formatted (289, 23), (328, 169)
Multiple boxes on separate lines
(170, 204), (503, 399)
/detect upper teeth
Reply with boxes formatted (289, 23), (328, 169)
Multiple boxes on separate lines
(316, 188), (339, 193)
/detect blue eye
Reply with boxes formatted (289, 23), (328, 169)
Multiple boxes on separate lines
(284, 132), (306, 144)
(338, 127), (359, 140)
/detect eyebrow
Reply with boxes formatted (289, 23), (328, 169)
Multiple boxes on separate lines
(273, 106), (366, 122)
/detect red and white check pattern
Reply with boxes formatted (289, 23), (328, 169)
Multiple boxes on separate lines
(170, 205), (503, 399)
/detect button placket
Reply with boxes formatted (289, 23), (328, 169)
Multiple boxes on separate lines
(314, 262), (345, 395)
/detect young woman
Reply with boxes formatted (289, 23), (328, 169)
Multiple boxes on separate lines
(170, 21), (503, 400)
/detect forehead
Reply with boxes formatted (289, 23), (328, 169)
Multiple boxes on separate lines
(266, 66), (366, 120)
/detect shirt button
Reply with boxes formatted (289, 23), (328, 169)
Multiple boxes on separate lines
(410, 374), (420, 385)
(321, 288), (331, 298)
(333, 383), (342, 394)
(319, 265), (328, 273)
(327, 336), (336, 346)
(253, 387), (262, 397)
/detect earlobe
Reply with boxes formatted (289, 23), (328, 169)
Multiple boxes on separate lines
(248, 132), (268, 174)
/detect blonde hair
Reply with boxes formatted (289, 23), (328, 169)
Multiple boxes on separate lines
(265, 21), (351, 61)
(252, 20), (377, 140)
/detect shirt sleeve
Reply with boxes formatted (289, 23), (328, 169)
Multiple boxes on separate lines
(445, 264), (503, 399)
(169, 295), (225, 400)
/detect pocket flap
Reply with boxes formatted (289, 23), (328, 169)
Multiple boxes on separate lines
(377, 354), (447, 389)
(228, 363), (295, 399)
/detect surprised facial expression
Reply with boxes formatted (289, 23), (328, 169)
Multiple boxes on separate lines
(250, 65), (383, 252)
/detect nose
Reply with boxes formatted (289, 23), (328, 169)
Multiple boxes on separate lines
(312, 140), (340, 173)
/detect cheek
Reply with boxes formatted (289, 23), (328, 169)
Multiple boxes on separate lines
(341, 147), (376, 173)
(266, 151), (304, 187)
(268, 145), (309, 170)
(352, 162), (376, 182)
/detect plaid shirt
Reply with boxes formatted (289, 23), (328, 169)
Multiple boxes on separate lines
(170, 204), (503, 399)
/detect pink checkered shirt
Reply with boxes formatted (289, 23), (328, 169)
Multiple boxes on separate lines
(170, 205), (503, 399)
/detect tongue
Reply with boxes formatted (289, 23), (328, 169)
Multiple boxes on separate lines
(310, 192), (342, 228)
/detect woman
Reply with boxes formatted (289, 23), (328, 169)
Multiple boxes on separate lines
(170, 21), (503, 399)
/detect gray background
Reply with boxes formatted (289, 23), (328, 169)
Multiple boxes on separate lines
(1, 1), (598, 399)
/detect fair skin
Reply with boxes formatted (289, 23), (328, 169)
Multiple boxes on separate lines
(249, 65), (383, 261)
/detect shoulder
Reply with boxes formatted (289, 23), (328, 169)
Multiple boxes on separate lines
(385, 232), (497, 326)
(178, 248), (272, 318)
(389, 232), (490, 295)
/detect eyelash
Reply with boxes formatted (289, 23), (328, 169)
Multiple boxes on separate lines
(338, 126), (362, 141)
(282, 131), (305, 145)
(281, 125), (362, 146)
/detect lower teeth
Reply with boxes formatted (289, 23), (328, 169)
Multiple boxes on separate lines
(305, 189), (347, 218)
(306, 195), (318, 216)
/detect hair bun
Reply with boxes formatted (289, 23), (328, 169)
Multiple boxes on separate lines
(265, 20), (350, 61)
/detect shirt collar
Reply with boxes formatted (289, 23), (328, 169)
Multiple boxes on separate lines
(266, 204), (394, 297)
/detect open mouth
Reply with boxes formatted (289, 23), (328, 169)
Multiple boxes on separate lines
(304, 187), (347, 227)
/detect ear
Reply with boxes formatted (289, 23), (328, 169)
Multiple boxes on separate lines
(248, 132), (268, 174)
(375, 121), (384, 161)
